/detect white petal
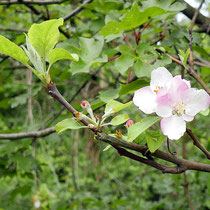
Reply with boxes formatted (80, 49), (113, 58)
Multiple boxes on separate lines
(160, 115), (186, 140)
(182, 88), (210, 116)
(133, 86), (157, 114)
(156, 104), (172, 118)
(182, 114), (194, 122)
(150, 67), (173, 92)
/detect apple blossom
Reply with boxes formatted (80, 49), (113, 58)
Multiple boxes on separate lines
(133, 67), (210, 140)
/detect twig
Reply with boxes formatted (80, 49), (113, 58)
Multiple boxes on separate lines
(186, 128), (210, 159)
(0, 0), (68, 5)
(108, 55), (121, 61)
(47, 83), (100, 133)
(0, 127), (55, 139)
(167, 138), (177, 155)
(63, 0), (94, 21)
(0, 27), (28, 33)
(112, 145), (180, 174)
(188, 0), (204, 71)
(178, 0), (210, 35)
(136, 20), (152, 45)
(187, 1), (210, 94)
(123, 33), (136, 54)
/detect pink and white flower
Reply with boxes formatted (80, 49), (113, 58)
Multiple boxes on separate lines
(133, 67), (209, 140)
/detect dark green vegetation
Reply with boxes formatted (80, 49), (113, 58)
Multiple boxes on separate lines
(0, 0), (209, 209)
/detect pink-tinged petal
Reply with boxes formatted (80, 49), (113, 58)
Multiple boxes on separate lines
(182, 88), (210, 116)
(156, 104), (172, 118)
(156, 91), (173, 105)
(173, 76), (190, 92)
(182, 114), (194, 122)
(133, 86), (157, 114)
(183, 79), (191, 89)
(160, 115), (186, 140)
(157, 76), (191, 106)
(150, 67), (173, 93)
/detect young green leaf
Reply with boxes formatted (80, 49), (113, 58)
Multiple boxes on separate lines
(146, 130), (166, 153)
(127, 116), (161, 142)
(48, 48), (79, 65)
(55, 118), (85, 133)
(119, 79), (149, 95)
(105, 100), (132, 113)
(0, 35), (28, 65)
(109, 114), (130, 126)
(28, 18), (63, 58)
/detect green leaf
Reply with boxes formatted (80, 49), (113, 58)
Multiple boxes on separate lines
(146, 130), (166, 153)
(0, 35), (28, 65)
(28, 18), (63, 58)
(119, 79), (149, 95)
(70, 36), (107, 74)
(127, 116), (161, 142)
(99, 89), (119, 102)
(79, 36), (104, 61)
(199, 108), (209, 116)
(105, 100), (132, 113)
(134, 54), (171, 77)
(114, 55), (134, 74)
(55, 118), (84, 133)
(48, 48), (79, 65)
(109, 114), (130, 126)
(100, 3), (166, 36)
(71, 55), (107, 75)
(178, 48), (190, 68)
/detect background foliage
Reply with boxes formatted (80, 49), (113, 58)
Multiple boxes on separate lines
(0, 0), (209, 209)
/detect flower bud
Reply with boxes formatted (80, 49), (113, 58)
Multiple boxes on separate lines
(125, 120), (134, 128)
(115, 130), (122, 138)
(81, 100), (90, 109)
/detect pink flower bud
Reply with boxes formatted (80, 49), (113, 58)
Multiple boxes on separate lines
(81, 100), (90, 109)
(125, 120), (134, 128)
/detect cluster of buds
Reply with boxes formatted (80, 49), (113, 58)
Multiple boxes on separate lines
(79, 100), (117, 129)
(79, 100), (134, 132)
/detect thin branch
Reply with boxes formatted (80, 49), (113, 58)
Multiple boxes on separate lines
(63, 0), (94, 21)
(97, 132), (210, 173)
(0, 27), (28, 33)
(47, 83), (100, 133)
(177, 0), (210, 35)
(186, 128), (210, 159)
(0, 0), (68, 5)
(136, 20), (152, 45)
(0, 127), (55, 140)
(112, 145), (183, 174)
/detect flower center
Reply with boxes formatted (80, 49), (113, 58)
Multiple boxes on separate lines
(172, 100), (186, 116)
(154, 86), (162, 94)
